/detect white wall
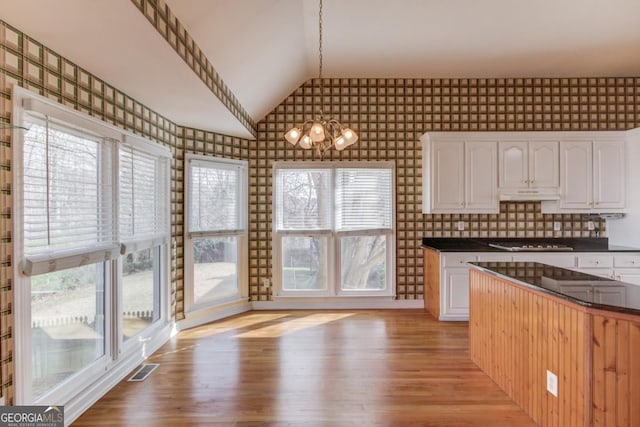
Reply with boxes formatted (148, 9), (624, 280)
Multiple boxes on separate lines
(607, 127), (640, 247)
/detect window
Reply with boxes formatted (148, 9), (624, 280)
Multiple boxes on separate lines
(121, 247), (160, 339)
(119, 137), (170, 340)
(13, 87), (171, 405)
(273, 162), (395, 297)
(185, 155), (248, 310)
(19, 107), (116, 402)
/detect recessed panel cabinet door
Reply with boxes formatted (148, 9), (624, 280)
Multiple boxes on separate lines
(466, 141), (498, 211)
(498, 141), (528, 189)
(529, 141), (559, 188)
(560, 141), (593, 210)
(499, 141), (559, 189)
(431, 141), (464, 211)
(443, 267), (470, 317)
(593, 141), (625, 209)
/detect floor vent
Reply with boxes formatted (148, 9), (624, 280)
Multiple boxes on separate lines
(128, 363), (159, 382)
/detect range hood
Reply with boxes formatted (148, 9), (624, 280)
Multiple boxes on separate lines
(499, 189), (560, 201)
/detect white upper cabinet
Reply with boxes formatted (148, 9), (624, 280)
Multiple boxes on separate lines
(431, 141), (465, 211)
(422, 130), (632, 213)
(593, 141), (625, 210)
(422, 134), (498, 213)
(466, 142), (498, 211)
(559, 141), (593, 210)
(556, 140), (625, 212)
(498, 141), (528, 189)
(530, 141), (560, 188)
(498, 140), (559, 197)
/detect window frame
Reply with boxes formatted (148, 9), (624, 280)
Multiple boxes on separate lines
(118, 243), (165, 347)
(117, 135), (170, 346)
(184, 154), (248, 313)
(272, 161), (395, 298)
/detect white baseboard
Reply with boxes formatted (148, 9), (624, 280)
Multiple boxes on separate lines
(177, 299), (252, 331)
(251, 298), (423, 310)
(64, 322), (173, 426)
(439, 315), (469, 321)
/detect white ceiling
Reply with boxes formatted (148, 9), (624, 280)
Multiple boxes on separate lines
(2, 0), (640, 139)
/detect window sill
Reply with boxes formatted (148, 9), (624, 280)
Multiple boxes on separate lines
(179, 297), (251, 331)
(272, 294), (395, 300)
(254, 295), (422, 310)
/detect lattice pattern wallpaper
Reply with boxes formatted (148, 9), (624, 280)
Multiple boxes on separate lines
(251, 77), (639, 301)
(0, 20), (249, 403)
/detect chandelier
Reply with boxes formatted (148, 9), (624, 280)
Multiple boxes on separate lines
(283, 0), (358, 156)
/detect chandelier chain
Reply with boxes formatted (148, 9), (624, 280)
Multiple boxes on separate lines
(282, 0), (358, 155)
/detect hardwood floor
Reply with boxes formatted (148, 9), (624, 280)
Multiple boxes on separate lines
(72, 310), (536, 426)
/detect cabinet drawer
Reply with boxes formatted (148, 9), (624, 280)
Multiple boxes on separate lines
(613, 254), (640, 268)
(477, 253), (513, 262)
(442, 254), (477, 267)
(512, 253), (576, 268)
(577, 254), (613, 268)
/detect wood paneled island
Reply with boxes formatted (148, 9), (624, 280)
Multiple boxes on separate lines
(469, 262), (640, 427)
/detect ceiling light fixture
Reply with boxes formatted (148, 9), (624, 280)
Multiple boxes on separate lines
(283, 0), (358, 156)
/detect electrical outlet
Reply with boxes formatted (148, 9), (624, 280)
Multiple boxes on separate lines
(0, 395), (4, 405)
(553, 221), (561, 232)
(587, 221), (595, 231)
(262, 278), (270, 288)
(546, 370), (558, 397)
(457, 221), (465, 231)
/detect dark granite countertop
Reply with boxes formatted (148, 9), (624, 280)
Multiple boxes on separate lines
(421, 237), (640, 252)
(470, 261), (640, 316)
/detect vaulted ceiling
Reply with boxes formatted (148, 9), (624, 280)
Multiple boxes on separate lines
(2, 0), (640, 139)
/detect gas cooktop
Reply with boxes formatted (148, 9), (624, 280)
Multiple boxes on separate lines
(488, 242), (574, 251)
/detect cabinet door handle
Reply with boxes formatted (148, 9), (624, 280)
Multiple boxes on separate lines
(594, 260), (600, 265)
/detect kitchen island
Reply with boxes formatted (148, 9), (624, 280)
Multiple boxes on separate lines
(468, 262), (640, 427)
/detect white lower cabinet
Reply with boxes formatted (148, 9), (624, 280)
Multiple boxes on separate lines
(440, 253), (476, 320)
(594, 286), (627, 305)
(440, 252), (513, 321)
(437, 251), (640, 321)
(443, 268), (471, 318)
(613, 269), (640, 285)
(613, 254), (640, 285)
(573, 254), (640, 285)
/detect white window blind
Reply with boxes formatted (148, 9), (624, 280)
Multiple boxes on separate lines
(275, 168), (332, 231)
(188, 159), (245, 233)
(21, 113), (117, 275)
(335, 168), (393, 232)
(119, 138), (170, 252)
